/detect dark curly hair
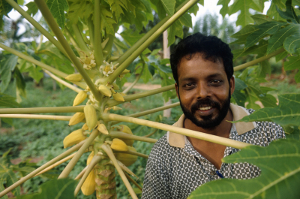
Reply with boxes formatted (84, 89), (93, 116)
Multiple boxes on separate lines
(170, 33), (233, 84)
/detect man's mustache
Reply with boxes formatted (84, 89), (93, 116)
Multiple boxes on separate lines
(191, 98), (220, 113)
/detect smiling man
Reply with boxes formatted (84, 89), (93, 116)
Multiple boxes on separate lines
(141, 33), (285, 199)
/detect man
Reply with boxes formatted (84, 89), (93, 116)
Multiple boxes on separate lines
(141, 33), (285, 199)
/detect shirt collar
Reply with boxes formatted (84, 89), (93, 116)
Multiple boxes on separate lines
(167, 103), (257, 148)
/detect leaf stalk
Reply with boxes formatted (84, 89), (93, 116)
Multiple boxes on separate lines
(0, 114), (71, 121)
(44, 70), (82, 93)
(101, 144), (138, 199)
(234, 48), (285, 71)
(58, 129), (99, 178)
(0, 141), (84, 198)
(0, 106), (83, 114)
(74, 155), (102, 196)
(93, 0), (103, 66)
(102, 114), (251, 149)
(107, 84), (175, 107)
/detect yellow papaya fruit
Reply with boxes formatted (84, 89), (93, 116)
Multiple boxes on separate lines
(65, 73), (83, 82)
(116, 146), (138, 166)
(113, 93), (125, 102)
(111, 138), (128, 151)
(87, 151), (94, 165)
(97, 123), (109, 134)
(69, 112), (85, 126)
(63, 129), (86, 148)
(81, 169), (96, 195)
(84, 105), (97, 131)
(98, 85), (112, 97)
(82, 123), (89, 130)
(73, 91), (87, 106)
(119, 125), (134, 146)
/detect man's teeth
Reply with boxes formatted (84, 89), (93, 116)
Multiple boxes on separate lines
(199, 106), (212, 110)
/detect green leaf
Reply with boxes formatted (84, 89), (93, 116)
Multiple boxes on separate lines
(0, 150), (21, 197)
(217, 0), (231, 18)
(14, 67), (26, 100)
(106, 0), (128, 20)
(234, 77), (247, 91)
(160, 0), (175, 15)
(0, 183), (8, 199)
(178, 12), (192, 28)
(46, 0), (68, 29)
(283, 33), (300, 54)
(284, 56), (300, 71)
(0, 93), (20, 108)
(167, 20), (183, 47)
(150, 0), (166, 19)
(16, 178), (77, 199)
(188, 3), (200, 16)
(0, 54), (18, 92)
(0, 0), (15, 16)
(231, 25), (258, 45)
(267, 0), (286, 21)
(276, 0), (299, 24)
(100, 7), (116, 35)
(284, 125), (300, 140)
(120, 29), (144, 47)
(229, 0), (254, 27)
(26, 2), (38, 16)
(251, 14), (273, 25)
(246, 22), (285, 48)
(268, 24), (300, 54)
(189, 139), (300, 199)
(284, 56), (300, 82)
(237, 94), (300, 127)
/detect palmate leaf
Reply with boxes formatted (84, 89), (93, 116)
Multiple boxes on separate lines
(237, 94), (300, 127)
(188, 139), (300, 199)
(217, 0), (231, 18)
(16, 178), (77, 199)
(267, 24), (300, 54)
(284, 56), (300, 83)
(228, 0), (266, 27)
(245, 21), (286, 48)
(283, 33), (300, 54)
(0, 54), (18, 92)
(160, 0), (176, 15)
(251, 14), (273, 25)
(276, 0), (299, 24)
(267, 0), (286, 21)
(46, 0), (68, 29)
(106, 0), (128, 20)
(0, 150), (21, 197)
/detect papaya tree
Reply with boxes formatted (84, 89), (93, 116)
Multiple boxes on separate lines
(0, 0), (299, 199)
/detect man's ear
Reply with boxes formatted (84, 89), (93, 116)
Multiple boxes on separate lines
(230, 76), (235, 95)
(175, 82), (179, 98)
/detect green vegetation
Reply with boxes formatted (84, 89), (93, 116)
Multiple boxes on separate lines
(0, 0), (299, 198)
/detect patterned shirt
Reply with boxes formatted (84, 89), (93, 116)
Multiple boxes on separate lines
(141, 104), (285, 199)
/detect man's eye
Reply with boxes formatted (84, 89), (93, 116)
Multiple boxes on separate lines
(184, 83), (195, 89)
(210, 80), (222, 85)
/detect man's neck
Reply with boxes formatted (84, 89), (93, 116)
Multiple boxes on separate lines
(184, 110), (233, 169)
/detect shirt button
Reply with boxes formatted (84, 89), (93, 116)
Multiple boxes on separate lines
(210, 170), (215, 176)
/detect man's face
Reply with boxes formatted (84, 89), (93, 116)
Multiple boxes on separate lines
(175, 53), (235, 129)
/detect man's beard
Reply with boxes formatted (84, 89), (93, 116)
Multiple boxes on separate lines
(179, 91), (231, 130)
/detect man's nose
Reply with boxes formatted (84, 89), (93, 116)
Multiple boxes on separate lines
(197, 83), (210, 99)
